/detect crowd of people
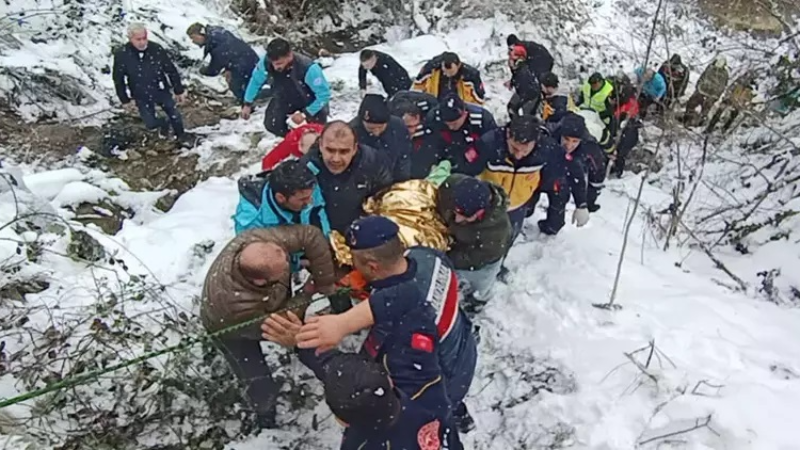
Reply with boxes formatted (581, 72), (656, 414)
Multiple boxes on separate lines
(109, 21), (758, 449)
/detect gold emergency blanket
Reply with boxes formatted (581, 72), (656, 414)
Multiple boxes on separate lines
(330, 179), (450, 266)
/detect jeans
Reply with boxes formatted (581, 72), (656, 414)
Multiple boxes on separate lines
(507, 92), (541, 119)
(508, 206), (529, 246)
(135, 92), (184, 136)
(214, 337), (279, 424)
(456, 259), (502, 302)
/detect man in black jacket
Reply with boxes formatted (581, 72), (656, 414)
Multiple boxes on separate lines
(507, 43), (542, 119)
(301, 121), (394, 233)
(113, 23), (188, 141)
(388, 99), (442, 179)
(358, 49), (411, 97)
(242, 38), (331, 138)
(506, 34), (554, 80)
(351, 94), (412, 182)
(428, 93), (497, 176)
(187, 23), (259, 103)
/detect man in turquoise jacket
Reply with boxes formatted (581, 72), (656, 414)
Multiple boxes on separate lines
(634, 67), (667, 118)
(233, 160), (332, 270)
(240, 38), (331, 137)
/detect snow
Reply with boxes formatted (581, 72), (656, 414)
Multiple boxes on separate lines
(1, 0), (800, 449)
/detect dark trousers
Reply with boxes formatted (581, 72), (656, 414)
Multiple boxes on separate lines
(508, 206), (529, 246)
(611, 121), (640, 177)
(507, 93), (541, 119)
(228, 72), (252, 104)
(215, 337), (279, 424)
(135, 92), (184, 136)
(587, 183), (602, 209)
(530, 187), (570, 235)
(637, 93), (659, 119)
(264, 99), (329, 137)
(683, 92), (717, 125)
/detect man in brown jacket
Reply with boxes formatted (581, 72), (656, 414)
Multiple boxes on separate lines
(201, 224), (337, 428)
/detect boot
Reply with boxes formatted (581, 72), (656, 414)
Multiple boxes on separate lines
(453, 402), (476, 434)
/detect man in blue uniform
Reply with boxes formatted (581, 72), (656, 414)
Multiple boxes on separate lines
(351, 94), (413, 182)
(428, 93), (497, 176)
(187, 23), (259, 102)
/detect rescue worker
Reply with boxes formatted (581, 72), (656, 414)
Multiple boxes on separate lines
(412, 52), (485, 105)
(316, 353), (462, 449)
(684, 56), (729, 126)
(479, 115), (585, 239)
(551, 113), (606, 212)
(437, 175), (511, 313)
(506, 34), (554, 80)
(706, 71), (756, 134)
(351, 94), (412, 182)
(301, 121), (393, 233)
(201, 225), (337, 428)
(292, 216), (477, 433)
(242, 38), (331, 137)
(507, 42), (542, 119)
(233, 159), (331, 238)
(541, 72), (574, 123)
(606, 85), (641, 178)
(634, 67), (667, 118)
(112, 23), (189, 143)
(389, 99), (442, 179)
(260, 122), (323, 171)
(358, 49), (412, 97)
(575, 72), (615, 124)
(658, 54), (689, 107)
(428, 93), (497, 176)
(389, 90), (439, 117)
(186, 23), (259, 103)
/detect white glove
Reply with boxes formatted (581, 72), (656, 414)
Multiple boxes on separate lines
(572, 208), (590, 227)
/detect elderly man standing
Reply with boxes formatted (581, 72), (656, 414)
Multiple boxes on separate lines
(112, 23), (189, 143)
(201, 225), (337, 428)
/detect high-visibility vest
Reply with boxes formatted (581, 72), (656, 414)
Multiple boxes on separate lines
(581, 80), (614, 117)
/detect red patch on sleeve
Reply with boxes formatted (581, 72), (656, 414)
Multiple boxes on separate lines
(417, 420), (441, 450)
(411, 333), (434, 353)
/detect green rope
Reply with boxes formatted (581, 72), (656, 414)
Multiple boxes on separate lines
(0, 290), (345, 410)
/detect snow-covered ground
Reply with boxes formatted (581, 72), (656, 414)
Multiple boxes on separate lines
(1, 0), (799, 448)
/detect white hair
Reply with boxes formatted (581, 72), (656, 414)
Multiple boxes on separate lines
(127, 23), (147, 37)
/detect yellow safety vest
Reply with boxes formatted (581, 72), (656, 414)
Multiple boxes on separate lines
(581, 80), (614, 117)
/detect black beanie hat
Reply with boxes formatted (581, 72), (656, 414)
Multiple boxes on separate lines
(359, 94), (390, 124)
(323, 353), (398, 429)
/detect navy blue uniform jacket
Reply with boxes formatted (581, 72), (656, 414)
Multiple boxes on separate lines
(199, 26), (259, 80)
(518, 40), (554, 80)
(301, 144), (393, 233)
(358, 50), (412, 96)
(546, 128), (590, 208)
(389, 90), (439, 116)
(351, 116), (413, 182)
(427, 103), (498, 176)
(112, 42), (185, 104)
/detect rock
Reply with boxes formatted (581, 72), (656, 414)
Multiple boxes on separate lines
(0, 278), (50, 302)
(67, 229), (106, 262)
(69, 199), (134, 235)
(192, 240), (216, 259)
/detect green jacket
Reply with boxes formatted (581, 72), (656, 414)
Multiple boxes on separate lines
(437, 174), (512, 270)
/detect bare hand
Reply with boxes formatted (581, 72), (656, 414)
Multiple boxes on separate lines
(241, 105), (252, 120)
(290, 111), (306, 124)
(296, 315), (347, 354)
(175, 93), (188, 104)
(123, 102), (137, 114)
(360, 89), (366, 98)
(261, 311), (303, 348)
(504, 80), (512, 91)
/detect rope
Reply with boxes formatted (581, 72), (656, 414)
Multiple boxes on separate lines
(0, 290), (346, 410)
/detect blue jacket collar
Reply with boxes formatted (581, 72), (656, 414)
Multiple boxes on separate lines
(370, 258), (417, 289)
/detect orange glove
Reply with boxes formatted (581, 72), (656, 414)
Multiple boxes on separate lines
(336, 270), (370, 301)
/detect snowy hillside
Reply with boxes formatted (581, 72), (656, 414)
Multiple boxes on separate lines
(1, 0), (800, 449)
